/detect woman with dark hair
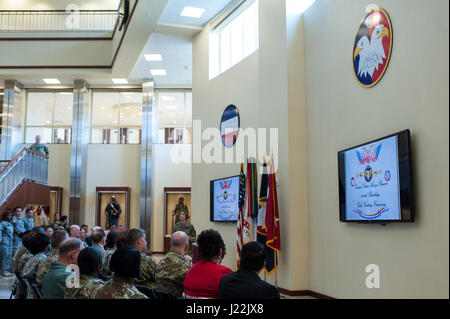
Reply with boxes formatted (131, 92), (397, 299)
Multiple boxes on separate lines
(95, 246), (148, 299)
(100, 231), (119, 279)
(0, 210), (14, 276)
(183, 229), (232, 299)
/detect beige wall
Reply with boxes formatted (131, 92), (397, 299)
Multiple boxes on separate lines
(192, 0), (310, 291)
(46, 144), (71, 215)
(304, 0), (449, 298)
(83, 144), (141, 230)
(192, 0), (449, 298)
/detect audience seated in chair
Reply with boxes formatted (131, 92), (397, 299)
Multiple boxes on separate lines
(64, 247), (105, 299)
(95, 246), (148, 299)
(154, 231), (192, 298)
(36, 230), (68, 285)
(125, 228), (156, 288)
(42, 238), (82, 299)
(183, 229), (232, 299)
(219, 241), (280, 299)
(100, 231), (119, 280)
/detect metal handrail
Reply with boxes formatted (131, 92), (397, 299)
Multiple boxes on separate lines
(0, 10), (120, 32)
(0, 148), (48, 205)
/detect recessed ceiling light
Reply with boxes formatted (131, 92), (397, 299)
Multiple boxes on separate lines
(43, 78), (60, 84)
(165, 105), (178, 110)
(180, 6), (205, 18)
(107, 114), (113, 117)
(112, 78), (128, 84)
(145, 54), (162, 61)
(150, 69), (167, 76)
(161, 96), (175, 101)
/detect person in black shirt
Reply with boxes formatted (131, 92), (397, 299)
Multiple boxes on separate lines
(219, 241), (280, 299)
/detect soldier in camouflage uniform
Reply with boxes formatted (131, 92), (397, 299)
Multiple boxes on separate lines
(36, 230), (68, 285)
(23, 209), (35, 231)
(95, 246), (148, 299)
(11, 207), (25, 256)
(49, 213), (62, 231)
(172, 210), (196, 256)
(155, 231), (192, 297)
(29, 135), (49, 156)
(0, 211), (14, 276)
(64, 247), (105, 299)
(125, 228), (157, 288)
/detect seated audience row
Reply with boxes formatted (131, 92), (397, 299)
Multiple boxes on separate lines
(7, 220), (279, 299)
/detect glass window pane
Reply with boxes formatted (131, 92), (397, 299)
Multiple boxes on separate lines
(92, 92), (119, 143)
(53, 128), (71, 144)
(119, 92), (142, 144)
(220, 25), (231, 73)
(158, 92), (185, 128)
(26, 93), (53, 126)
(209, 32), (220, 79)
(26, 127), (52, 144)
(230, 15), (244, 66)
(53, 93), (73, 126)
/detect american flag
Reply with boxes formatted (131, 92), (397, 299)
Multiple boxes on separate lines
(236, 163), (245, 267)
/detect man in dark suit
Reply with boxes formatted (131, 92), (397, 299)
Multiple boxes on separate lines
(218, 241), (280, 299)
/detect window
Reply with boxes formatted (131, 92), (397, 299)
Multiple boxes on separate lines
(209, 0), (259, 79)
(25, 92), (73, 144)
(91, 91), (142, 144)
(155, 90), (192, 144)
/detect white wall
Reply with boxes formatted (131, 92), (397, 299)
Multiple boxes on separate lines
(303, 0), (449, 298)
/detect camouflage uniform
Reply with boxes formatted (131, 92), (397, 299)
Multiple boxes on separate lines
(36, 249), (59, 285)
(172, 222), (197, 256)
(29, 143), (49, 156)
(23, 217), (35, 232)
(134, 252), (157, 288)
(64, 274), (105, 299)
(23, 252), (47, 279)
(11, 216), (25, 255)
(95, 275), (148, 299)
(49, 221), (61, 230)
(155, 250), (192, 297)
(17, 251), (33, 273)
(100, 249), (115, 279)
(0, 220), (14, 272)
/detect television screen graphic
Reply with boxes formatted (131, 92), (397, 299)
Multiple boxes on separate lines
(211, 176), (239, 222)
(343, 135), (401, 221)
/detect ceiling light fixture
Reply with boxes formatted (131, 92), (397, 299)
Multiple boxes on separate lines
(43, 78), (61, 84)
(150, 69), (167, 76)
(145, 54), (163, 61)
(180, 6), (205, 18)
(112, 78), (128, 84)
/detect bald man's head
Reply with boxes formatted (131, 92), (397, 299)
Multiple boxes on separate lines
(69, 225), (81, 238)
(170, 231), (189, 250)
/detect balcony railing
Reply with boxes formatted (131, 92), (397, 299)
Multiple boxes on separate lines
(0, 10), (121, 33)
(0, 148), (48, 205)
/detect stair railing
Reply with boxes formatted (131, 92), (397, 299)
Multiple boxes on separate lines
(0, 148), (48, 206)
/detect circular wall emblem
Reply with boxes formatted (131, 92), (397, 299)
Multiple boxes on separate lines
(353, 8), (393, 88)
(220, 105), (240, 147)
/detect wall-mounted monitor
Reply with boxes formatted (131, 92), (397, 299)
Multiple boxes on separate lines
(338, 129), (414, 223)
(210, 175), (240, 222)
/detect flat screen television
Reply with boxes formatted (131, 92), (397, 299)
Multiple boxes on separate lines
(338, 129), (414, 223)
(210, 175), (240, 222)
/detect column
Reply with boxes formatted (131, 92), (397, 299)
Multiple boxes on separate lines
(140, 79), (154, 238)
(69, 80), (91, 225)
(0, 80), (24, 161)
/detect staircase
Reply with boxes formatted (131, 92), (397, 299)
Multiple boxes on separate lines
(0, 148), (50, 214)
